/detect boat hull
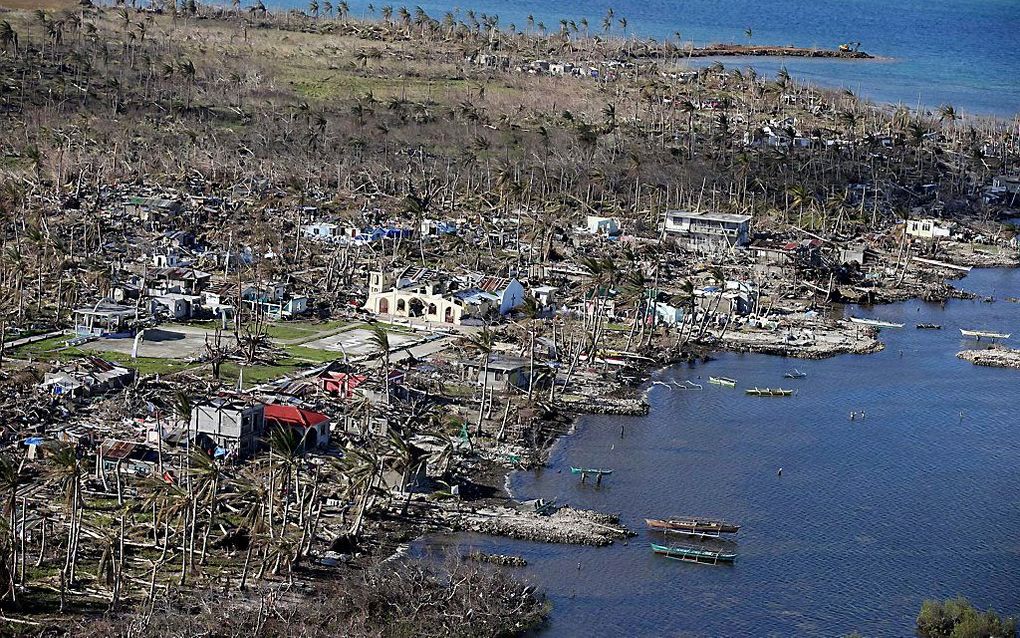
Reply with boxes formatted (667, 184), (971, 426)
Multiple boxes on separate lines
(745, 388), (794, 397)
(960, 329), (1010, 339)
(849, 317), (904, 328)
(645, 518), (740, 534)
(650, 543), (736, 563)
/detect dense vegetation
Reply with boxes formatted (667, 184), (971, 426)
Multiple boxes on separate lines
(917, 597), (1016, 638)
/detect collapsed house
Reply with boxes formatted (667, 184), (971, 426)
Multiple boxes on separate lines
(41, 357), (136, 398)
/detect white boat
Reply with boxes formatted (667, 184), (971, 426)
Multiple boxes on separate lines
(849, 317), (904, 328)
(783, 369), (807, 379)
(960, 329), (1011, 340)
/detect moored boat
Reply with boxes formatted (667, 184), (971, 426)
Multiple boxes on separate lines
(960, 328), (1011, 340)
(849, 316), (904, 328)
(645, 518), (740, 534)
(783, 369), (807, 379)
(569, 467), (613, 475)
(650, 543), (736, 564)
(745, 387), (795, 397)
(916, 323), (942, 329)
(708, 376), (737, 387)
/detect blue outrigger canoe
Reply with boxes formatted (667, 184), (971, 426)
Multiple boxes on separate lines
(650, 543), (736, 565)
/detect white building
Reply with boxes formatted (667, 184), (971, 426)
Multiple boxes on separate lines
(906, 218), (952, 239)
(664, 211), (751, 251)
(363, 268), (524, 325)
(586, 215), (619, 236)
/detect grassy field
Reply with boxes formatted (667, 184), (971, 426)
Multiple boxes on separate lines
(219, 360), (308, 388)
(284, 344), (345, 363)
(11, 335), (193, 375)
(264, 319), (356, 342)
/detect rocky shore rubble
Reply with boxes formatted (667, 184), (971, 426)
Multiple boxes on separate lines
(456, 505), (635, 546)
(467, 551), (528, 567)
(717, 321), (884, 359)
(557, 396), (649, 416)
(957, 348), (1020, 370)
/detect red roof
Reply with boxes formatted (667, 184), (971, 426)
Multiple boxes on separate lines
(264, 404), (329, 428)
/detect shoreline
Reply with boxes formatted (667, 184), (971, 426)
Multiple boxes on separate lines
(461, 264), (1015, 552)
(655, 43), (873, 60)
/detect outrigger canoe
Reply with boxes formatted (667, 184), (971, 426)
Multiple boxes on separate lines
(849, 317), (904, 328)
(745, 387), (794, 397)
(708, 376), (737, 387)
(650, 543), (736, 564)
(645, 518), (740, 534)
(960, 328), (1010, 340)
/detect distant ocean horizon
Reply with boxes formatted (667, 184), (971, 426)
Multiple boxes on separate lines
(271, 0), (1020, 119)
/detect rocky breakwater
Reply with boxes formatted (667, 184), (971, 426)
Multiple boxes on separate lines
(717, 319), (884, 359)
(457, 505), (635, 546)
(957, 347), (1020, 370)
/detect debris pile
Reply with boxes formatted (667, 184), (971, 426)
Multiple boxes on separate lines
(458, 505), (634, 546)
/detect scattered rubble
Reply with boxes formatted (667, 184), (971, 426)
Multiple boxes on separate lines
(957, 348), (1020, 370)
(718, 320), (884, 359)
(467, 551), (528, 567)
(457, 505), (635, 546)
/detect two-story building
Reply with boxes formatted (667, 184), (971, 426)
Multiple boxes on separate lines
(664, 211), (751, 252)
(190, 399), (266, 460)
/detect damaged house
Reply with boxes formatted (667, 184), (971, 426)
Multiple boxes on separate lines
(664, 210), (752, 252)
(242, 280), (310, 320)
(190, 399), (266, 460)
(42, 357), (135, 398)
(264, 404), (331, 449)
(74, 300), (140, 337)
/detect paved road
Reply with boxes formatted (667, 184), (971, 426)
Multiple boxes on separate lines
(1, 330), (66, 352)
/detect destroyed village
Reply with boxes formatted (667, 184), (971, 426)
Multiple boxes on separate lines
(0, 1), (1017, 636)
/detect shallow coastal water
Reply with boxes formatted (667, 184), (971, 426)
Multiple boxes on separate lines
(415, 267), (1020, 637)
(282, 0), (1020, 117)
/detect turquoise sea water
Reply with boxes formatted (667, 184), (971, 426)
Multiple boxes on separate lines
(416, 267), (1020, 637)
(277, 0), (1020, 117)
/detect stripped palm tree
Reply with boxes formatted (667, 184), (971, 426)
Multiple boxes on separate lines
(45, 442), (84, 608)
(231, 468), (270, 589)
(368, 325), (392, 404)
(463, 327), (496, 436)
(0, 454), (21, 601)
(189, 448), (226, 564)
